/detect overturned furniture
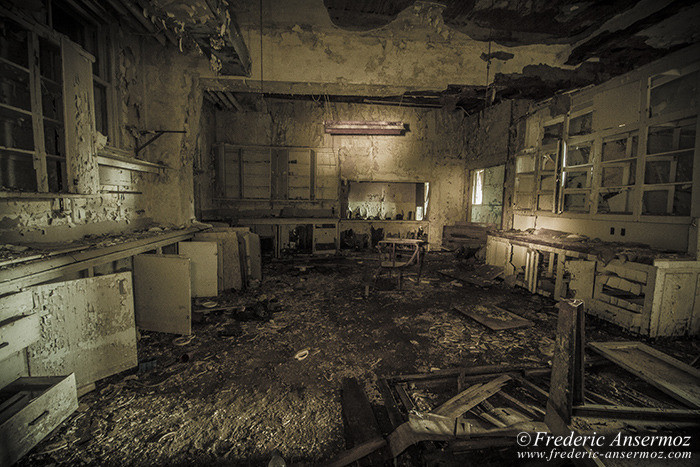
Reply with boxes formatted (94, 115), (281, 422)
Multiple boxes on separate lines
(486, 230), (700, 336)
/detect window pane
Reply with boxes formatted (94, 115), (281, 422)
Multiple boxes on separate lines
(94, 83), (108, 136)
(515, 191), (533, 209)
(516, 174), (534, 192)
(569, 112), (592, 136)
(642, 190), (667, 214)
(649, 71), (698, 117)
(563, 193), (587, 212)
(44, 121), (65, 157)
(537, 194), (553, 211)
(566, 144), (591, 166)
(542, 123), (562, 146)
(0, 106), (34, 150)
(41, 79), (63, 121)
(39, 38), (62, 84)
(602, 134), (638, 162)
(648, 121), (696, 154)
(0, 18), (29, 68)
(602, 161), (636, 187)
(0, 61), (31, 110)
(564, 170), (589, 189)
(0, 151), (36, 191)
(539, 174), (555, 191)
(540, 152), (556, 171)
(644, 151), (693, 184)
(516, 154), (535, 173)
(598, 190), (632, 214)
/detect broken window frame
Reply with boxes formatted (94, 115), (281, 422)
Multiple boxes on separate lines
(536, 133), (561, 213)
(595, 131), (639, 215)
(640, 117), (696, 217)
(513, 148), (536, 211)
(0, 13), (67, 193)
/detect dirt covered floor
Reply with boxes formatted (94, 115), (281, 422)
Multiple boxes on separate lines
(18, 252), (700, 466)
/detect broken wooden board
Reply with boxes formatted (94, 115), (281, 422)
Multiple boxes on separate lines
(439, 265), (503, 287)
(589, 341), (700, 409)
(340, 378), (385, 466)
(26, 273), (138, 390)
(178, 241), (218, 297)
(133, 254), (192, 335)
(433, 375), (511, 418)
(453, 305), (533, 331)
(545, 300), (585, 434)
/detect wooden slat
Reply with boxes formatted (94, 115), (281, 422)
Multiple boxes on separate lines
(432, 375), (511, 418)
(589, 341), (700, 409)
(572, 404), (700, 422)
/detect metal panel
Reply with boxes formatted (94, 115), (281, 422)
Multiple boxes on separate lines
(133, 254), (192, 335)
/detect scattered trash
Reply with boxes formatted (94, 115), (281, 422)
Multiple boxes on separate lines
(173, 335), (194, 346)
(200, 301), (218, 308)
(294, 349), (309, 361)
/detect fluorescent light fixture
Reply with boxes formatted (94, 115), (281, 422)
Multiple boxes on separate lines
(324, 121), (406, 135)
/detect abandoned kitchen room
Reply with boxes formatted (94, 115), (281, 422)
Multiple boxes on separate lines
(2, 0), (700, 465)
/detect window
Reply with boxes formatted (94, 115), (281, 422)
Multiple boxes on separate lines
(514, 151), (535, 210)
(561, 141), (593, 213)
(537, 146), (559, 212)
(471, 169), (484, 205)
(0, 17), (66, 192)
(470, 166), (504, 225)
(598, 132), (638, 214)
(52, 4), (115, 143)
(649, 67), (699, 118)
(642, 119), (695, 216)
(348, 181), (428, 220)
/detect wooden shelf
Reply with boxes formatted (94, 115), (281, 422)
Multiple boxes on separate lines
(96, 148), (166, 174)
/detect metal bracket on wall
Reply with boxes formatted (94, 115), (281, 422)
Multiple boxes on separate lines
(132, 129), (187, 157)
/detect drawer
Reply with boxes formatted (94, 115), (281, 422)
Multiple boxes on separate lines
(0, 313), (41, 362)
(0, 374), (77, 466)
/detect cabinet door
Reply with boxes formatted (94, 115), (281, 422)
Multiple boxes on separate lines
(133, 254), (192, 335)
(27, 272), (137, 390)
(178, 241), (218, 297)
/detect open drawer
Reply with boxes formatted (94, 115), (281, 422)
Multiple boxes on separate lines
(0, 374), (77, 466)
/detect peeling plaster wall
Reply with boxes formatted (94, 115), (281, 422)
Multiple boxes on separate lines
(137, 40), (210, 228)
(0, 31), (209, 243)
(238, 1), (572, 90)
(209, 100), (468, 245)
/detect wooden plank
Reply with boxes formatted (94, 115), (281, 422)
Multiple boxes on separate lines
(377, 378), (403, 428)
(0, 374), (77, 466)
(340, 378), (384, 466)
(26, 273), (137, 389)
(326, 438), (386, 467)
(433, 375), (511, 418)
(133, 254), (192, 335)
(453, 305), (533, 331)
(545, 300), (584, 433)
(572, 404), (700, 422)
(178, 242), (219, 297)
(589, 341), (700, 408)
